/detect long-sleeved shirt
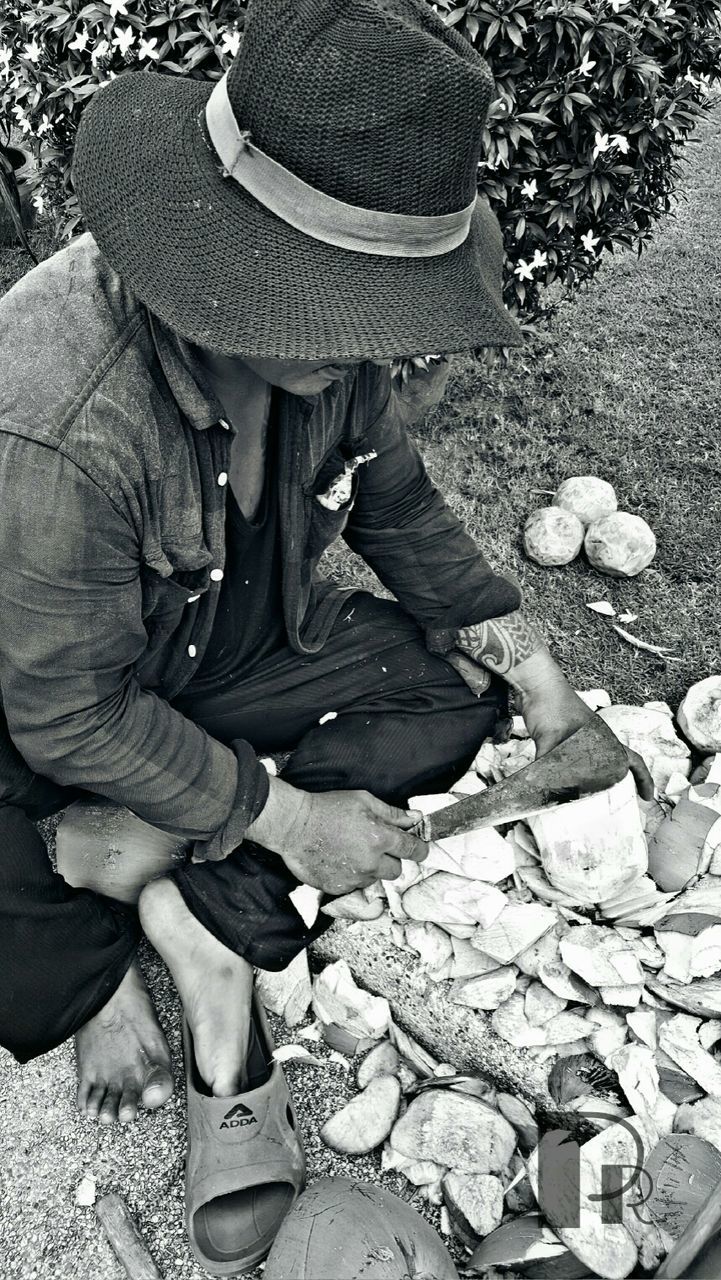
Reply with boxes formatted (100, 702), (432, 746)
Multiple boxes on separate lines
(0, 233), (521, 859)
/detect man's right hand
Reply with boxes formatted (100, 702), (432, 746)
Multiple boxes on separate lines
(245, 776), (429, 896)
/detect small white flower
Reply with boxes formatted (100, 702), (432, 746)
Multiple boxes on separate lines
(68, 27), (89, 53)
(112, 24), (135, 57)
(610, 0), (630, 11)
(581, 229), (600, 253)
(220, 28), (241, 58)
(23, 38), (41, 63)
(108, 0), (129, 17)
(36, 113), (52, 137)
(138, 36), (159, 61)
(514, 259), (535, 281)
(32, 192), (45, 215)
(578, 53), (596, 77)
(531, 249), (548, 269)
(91, 38), (111, 63)
(12, 105), (32, 134)
(683, 67), (699, 87)
(0, 44), (13, 73)
(592, 131), (610, 160)
(611, 133), (630, 154)
(521, 178), (538, 199)
(657, 3), (676, 17)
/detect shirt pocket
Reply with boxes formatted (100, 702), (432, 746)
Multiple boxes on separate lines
(304, 445), (361, 563)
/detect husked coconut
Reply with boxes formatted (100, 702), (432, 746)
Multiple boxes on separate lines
(585, 511), (656, 578)
(678, 677), (721, 752)
(390, 1090), (516, 1173)
(523, 506), (584, 566)
(554, 475), (618, 526)
(528, 773), (647, 904)
(598, 704), (691, 793)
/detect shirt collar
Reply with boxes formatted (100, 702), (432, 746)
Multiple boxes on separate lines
(147, 310), (227, 431)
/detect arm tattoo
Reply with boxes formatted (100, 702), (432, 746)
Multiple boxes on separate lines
(455, 611), (543, 676)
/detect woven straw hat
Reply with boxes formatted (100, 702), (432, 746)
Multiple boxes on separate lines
(73, 0), (522, 359)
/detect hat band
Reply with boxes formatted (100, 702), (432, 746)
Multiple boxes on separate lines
(204, 74), (476, 258)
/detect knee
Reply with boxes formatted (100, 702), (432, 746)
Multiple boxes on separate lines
(56, 799), (190, 905)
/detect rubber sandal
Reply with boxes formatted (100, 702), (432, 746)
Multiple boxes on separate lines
(183, 994), (306, 1275)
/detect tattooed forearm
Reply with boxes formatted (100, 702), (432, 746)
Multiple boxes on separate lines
(454, 611), (544, 677)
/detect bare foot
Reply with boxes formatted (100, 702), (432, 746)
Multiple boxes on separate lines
(139, 877), (254, 1097)
(75, 961), (173, 1126)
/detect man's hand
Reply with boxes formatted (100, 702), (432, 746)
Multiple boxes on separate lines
(452, 614), (654, 800)
(246, 777), (429, 896)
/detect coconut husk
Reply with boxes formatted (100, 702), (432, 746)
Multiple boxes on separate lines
(442, 1171), (504, 1248)
(658, 1014), (721, 1096)
(643, 1133), (721, 1239)
(472, 903), (558, 965)
(390, 1089), (516, 1174)
(320, 1074), (401, 1154)
(560, 926), (643, 988)
(451, 969), (517, 1011)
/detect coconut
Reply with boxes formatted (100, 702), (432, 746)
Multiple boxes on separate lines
(554, 475), (618, 526)
(528, 772), (647, 905)
(677, 677), (721, 752)
(523, 506), (584, 567)
(264, 1178), (460, 1280)
(584, 511), (656, 578)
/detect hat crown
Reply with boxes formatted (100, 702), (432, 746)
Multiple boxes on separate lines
(226, 0), (494, 217)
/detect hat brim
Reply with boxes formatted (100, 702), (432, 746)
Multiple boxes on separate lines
(73, 71), (523, 360)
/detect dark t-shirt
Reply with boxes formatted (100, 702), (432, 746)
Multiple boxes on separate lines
(192, 398), (286, 686)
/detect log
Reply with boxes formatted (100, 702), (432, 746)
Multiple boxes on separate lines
(312, 919), (587, 1132)
(95, 1193), (163, 1280)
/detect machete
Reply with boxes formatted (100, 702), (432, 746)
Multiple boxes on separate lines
(414, 715), (629, 843)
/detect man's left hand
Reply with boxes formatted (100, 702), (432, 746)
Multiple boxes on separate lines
(517, 668), (654, 800)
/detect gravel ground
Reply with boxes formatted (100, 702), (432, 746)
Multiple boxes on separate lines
(0, 937), (452, 1280)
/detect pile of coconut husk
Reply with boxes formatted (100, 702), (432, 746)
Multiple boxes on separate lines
(257, 676), (721, 1278)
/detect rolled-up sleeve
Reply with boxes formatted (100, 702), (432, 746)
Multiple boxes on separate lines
(0, 435), (267, 856)
(345, 366), (522, 632)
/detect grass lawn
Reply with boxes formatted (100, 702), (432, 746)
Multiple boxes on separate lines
(3, 109), (719, 715)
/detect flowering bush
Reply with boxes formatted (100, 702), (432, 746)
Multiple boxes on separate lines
(0, 0), (719, 319)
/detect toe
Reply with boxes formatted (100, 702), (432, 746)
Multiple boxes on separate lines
(83, 1083), (107, 1121)
(141, 1063), (174, 1112)
(98, 1087), (122, 1126)
(118, 1084), (140, 1124)
(76, 1077), (92, 1114)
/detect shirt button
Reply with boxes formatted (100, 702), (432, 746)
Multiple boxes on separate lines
(217, 472), (228, 487)
(187, 593), (200, 603)
(219, 419), (230, 430)
(210, 568), (224, 582)
(188, 644), (197, 658)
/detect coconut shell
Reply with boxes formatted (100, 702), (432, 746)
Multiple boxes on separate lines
(390, 1089), (516, 1174)
(263, 1177), (460, 1280)
(648, 792), (720, 891)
